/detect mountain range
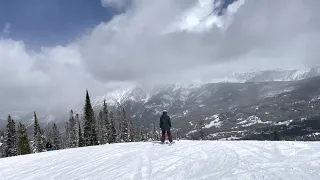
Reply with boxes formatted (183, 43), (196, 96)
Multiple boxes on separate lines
(1, 67), (320, 140)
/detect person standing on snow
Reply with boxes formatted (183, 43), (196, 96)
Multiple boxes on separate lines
(46, 141), (52, 151)
(160, 110), (173, 143)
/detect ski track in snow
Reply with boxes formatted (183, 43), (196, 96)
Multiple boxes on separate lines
(1, 141), (320, 180)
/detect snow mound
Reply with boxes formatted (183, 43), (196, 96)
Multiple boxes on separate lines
(1, 141), (320, 180)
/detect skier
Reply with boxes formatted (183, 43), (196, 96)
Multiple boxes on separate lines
(46, 141), (52, 151)
(160, 110), (173, 144)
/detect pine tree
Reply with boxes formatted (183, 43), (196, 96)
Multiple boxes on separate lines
(97, 110), (103, 144)
(69, 110), (78, 148)
(199, 119), (206, 140)
(17, 122), (31, 155)
(176, 129), (180, 141)
(139, 126), (146, 142)
(33, 112), (45, 153)
(63, 120), (70, 149)
(115, 102), (122, 142)
(40, 129), (46, 150)
(129, 120), (135, 142)
(119, 107), (130, 142)
(108, 111), (117, 144)
(101, 99), (109, 144)
(83, 90), (98, 146)
(152, 121), (159, 141)
(76, 114), (85, 147)
(52, 123), (62, 150)
(4, 115), (17, 157)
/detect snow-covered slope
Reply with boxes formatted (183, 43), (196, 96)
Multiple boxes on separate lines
(1, 140), (320, 180)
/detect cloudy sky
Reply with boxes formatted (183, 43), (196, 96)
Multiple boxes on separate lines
(0, 0), (320, 114)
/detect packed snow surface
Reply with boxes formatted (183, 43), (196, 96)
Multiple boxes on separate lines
(1, 140), (320, 180)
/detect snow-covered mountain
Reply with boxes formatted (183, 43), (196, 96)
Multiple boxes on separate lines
(223, 68), (320, 83)
(91, 68), (320, 110)
(2, 68), (320, 139)
(1, 140), (320, 180)
(85, 68), (320, 139)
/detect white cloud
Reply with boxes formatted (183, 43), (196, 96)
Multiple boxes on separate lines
(1, 0), (320, 113)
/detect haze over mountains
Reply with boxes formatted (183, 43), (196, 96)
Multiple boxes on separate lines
(2, 67), (320, 140)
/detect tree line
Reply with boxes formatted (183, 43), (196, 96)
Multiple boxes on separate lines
(1, 90), (160, 158)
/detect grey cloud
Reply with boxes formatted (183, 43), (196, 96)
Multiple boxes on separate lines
(79, 0), (320, 87)
(2, 0), (320, 116)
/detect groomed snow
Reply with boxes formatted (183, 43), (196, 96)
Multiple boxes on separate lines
(1, 140), (320, 180)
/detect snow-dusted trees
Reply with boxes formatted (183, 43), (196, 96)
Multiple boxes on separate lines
(76, 114), (85, 147)
(199, 119), (206, 140)
(101, 100), (109, 144)
(129, 119), (136, 142)
(97, 110), (103, 144)
(139, 126), (147, 142)
(52, 123), (62, 150)
(118, 105), (130, 142)
(108, 111), (117, 144)
(4, 115), (17, 157)
(17, 122), (30, 155)
(33, 112), (45, 153)
(69, 110), (78, 148)
(83, 90), (98, 146)
(152, 121), (159, 141)
(63, 120), (70, 149)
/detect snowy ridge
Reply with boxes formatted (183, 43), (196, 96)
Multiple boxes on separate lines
(1, 141), (320, 180)
(79, 68), (320, 111)
(96, 68), (320, 107)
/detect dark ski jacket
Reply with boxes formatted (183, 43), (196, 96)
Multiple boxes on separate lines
(160, 114), (171, 131)
(46, 142), (52, 149)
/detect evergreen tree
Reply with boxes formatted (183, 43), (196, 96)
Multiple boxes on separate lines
(119, 107), (130, 142)
(129, 119), (135, 142)
(76, 114), (85, 147)
(139, 126), (146, 142)
(4, 115), (17, 157)
(63, 121), (70, 149)
(83, 90), (98, 146)
(101, 99), (109, 144)
(152, 121), (159, 141)
(176, 128), (180, 141)
(40, 129), (46, 150)
(108, 111), (117, 144)
(52, 123), (62, 150)
(97, 110), (103, 144)
(17, 122), (31, 155)
(69, 110), (78, 148)
(115, 102), (122, 142)
(199, 119), (206, 140)
(33, 112), (45, 153)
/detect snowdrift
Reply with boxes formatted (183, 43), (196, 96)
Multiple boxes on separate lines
(1, 140), (320, 180)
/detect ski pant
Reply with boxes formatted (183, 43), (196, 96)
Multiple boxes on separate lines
(161, 130), (172, 143)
